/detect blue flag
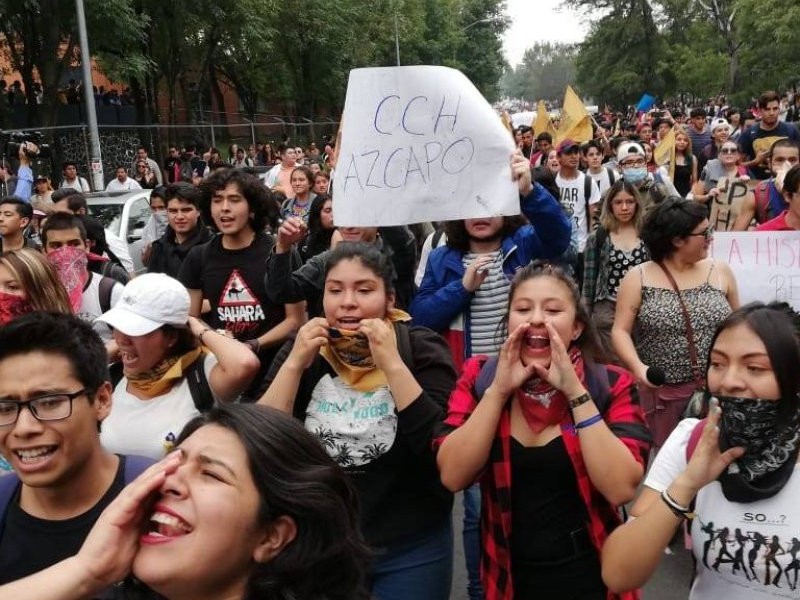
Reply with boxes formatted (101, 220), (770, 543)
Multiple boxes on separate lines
(636, 93), (656, 113)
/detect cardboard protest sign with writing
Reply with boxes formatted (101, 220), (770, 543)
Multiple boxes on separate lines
(708, 178), (750, 232)
(711, 231), (800, 310)
(332, 66), (518, 226)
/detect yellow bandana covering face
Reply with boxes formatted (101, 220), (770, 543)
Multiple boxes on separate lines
(126, 347), (206, 398)
(320, 309), (411, 392)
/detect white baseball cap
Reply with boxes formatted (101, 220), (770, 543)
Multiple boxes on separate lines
(97, 273), (190, 336)
(617, 142), (645, 164)
(710, 118), (733, 135)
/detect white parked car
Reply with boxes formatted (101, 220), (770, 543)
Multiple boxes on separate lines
(86, 189), (153, 274)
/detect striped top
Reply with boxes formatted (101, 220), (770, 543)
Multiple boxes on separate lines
(462, 250), (509, 356)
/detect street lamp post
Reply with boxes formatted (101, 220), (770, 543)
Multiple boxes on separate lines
(75, 0), (104, 191)
(454, 17), (495, 62)
(394, 12), (401, 66)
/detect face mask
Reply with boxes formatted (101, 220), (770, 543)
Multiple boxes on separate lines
(48, 245), (89, 313)
(0, 291), (32, 325)
(623, 166), (648, 184)
(153, 211), (168, 227)
(716, 395), (800, 502)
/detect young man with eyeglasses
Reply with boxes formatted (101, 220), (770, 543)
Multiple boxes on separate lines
(0, 312), (153, 590)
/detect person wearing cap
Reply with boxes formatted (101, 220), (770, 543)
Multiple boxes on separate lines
(97, 273), (259, 459)
(698, 118), (732, 173)
(617, 141), (679, 213)
(554, 138), (602, 283)
(30, 175), (54, 213)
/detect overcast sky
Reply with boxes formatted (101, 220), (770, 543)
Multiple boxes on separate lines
(502, 0), (588, 68)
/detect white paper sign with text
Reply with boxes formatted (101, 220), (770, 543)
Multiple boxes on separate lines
(711, 231), (800, 310)
(332, 66), (518, 226)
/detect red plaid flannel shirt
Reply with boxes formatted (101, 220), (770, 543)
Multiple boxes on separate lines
(434, 356), (651, 600)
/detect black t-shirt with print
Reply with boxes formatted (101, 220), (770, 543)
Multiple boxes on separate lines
(0, 457), (126, 588)
(179, 232), (287, 398)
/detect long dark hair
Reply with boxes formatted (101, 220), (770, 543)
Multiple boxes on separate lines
(177, 405), (371, 600)
(706, 302), (800, 425)
(302, 195), (334, 260)
(444, 215), (528, 252)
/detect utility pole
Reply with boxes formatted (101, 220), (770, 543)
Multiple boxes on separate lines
(76, 0), (104, 191)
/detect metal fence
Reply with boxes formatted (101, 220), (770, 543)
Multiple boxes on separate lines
(4, 115), (340, 189)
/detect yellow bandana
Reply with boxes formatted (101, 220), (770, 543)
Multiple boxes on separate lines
(320, 309), (411, 392)
(126, 347), (207, 398)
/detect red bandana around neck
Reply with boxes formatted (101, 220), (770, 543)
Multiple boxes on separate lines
(516, 347), (585, 433)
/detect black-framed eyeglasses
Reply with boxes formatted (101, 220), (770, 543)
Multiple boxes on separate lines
(719, 147), (738, 154)
(0, 389), (86, 426)
(687, 226), (714, 241)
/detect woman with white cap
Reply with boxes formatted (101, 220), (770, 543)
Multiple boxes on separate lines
(97, 273), (260, 459)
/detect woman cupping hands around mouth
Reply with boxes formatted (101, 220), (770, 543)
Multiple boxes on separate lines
(435, 260), (652, 600)
(258, 242), (457, 599)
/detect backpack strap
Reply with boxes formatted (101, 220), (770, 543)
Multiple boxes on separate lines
(753, 181), (770, 223)
(98, 276), (117, 314)
(122, 455), (156, 483)
(685, 419), (707, 462)
(583, 174), (593, 232)
(431, 228), (445, 249)
(185, 355), (214, 412)
(606, 166), (616, 186)
(394, 322), (414, 370)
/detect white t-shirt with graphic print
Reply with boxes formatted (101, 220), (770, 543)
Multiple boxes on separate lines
(646, 418), (800, 600)
(555, 171), (601, 252)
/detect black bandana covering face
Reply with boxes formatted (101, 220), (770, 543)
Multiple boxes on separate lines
(716, 395), (800, 502)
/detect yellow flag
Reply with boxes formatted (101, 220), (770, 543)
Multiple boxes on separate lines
(654, 127), (676, 180)
(533, 101), (555, 138)
(556, 86), (593, 144)
(500, 110), (513, 134)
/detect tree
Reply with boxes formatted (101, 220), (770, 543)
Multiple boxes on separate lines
(0, 0), (147, 127)
(501, 42), (577, 102)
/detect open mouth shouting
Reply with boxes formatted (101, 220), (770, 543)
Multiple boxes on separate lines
(523, 329), (551, 354)
(141, 504), (193, 545)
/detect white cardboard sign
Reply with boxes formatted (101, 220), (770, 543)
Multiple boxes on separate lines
(711, 231), (800, 309)
(332, 66), (518, 226)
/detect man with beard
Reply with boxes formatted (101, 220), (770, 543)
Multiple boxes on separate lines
(739, 90), (800, 180)
(409, 151), (569, 600)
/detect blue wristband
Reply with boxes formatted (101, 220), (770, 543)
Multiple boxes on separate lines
(575, 413), (604, 430)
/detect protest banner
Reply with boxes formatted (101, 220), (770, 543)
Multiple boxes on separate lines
(711, 231), (800, 309)
(708, 178), (750, 231)
(332, 66), (518, 226)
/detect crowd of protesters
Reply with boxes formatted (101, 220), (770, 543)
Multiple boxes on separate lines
(0, 86), (797, 600)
